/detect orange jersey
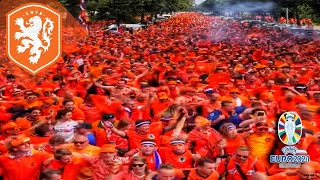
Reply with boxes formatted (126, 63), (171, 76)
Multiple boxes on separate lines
(187, 169), (219, 180)
(46, 157), (86, 180)
(159, 147), (194, 169)
(217, 156), (266, 180)
(224, 135), (246, 156)
(126, 124), (162, 150)
(0, 151), (51, 180)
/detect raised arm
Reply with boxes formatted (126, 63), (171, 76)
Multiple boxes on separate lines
(102, 121), (126, 138)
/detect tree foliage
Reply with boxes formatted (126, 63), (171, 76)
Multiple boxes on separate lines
(59, 0), (193, 22)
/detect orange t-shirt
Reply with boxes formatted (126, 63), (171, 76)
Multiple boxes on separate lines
(225, 135), (245, 156)
(159, 148), (194, 169)
(47, 157), (86, 180)
(187, 169), (219, 180)
(126, 127), (162, 150)
(0, 151), (51, 180)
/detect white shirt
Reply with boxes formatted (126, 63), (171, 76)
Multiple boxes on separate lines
(54, 120), (78, 142)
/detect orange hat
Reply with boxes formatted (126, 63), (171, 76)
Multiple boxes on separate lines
(167, 80), (177, 85)
(189, 76), (199, 83)
(229, 88), (240, 93)
(43, 99), (55, 104)
(255, 64), (267, 69)
(100, 144), (117, 153)
(195, 116), (211, 127)
(2, 122), (18, 132)
(43, 88), (53, 92)
(158, 92), (168, 100)
(10, 136), (30, 147)
(260, 92), (274, 100)
(236, 80), (246, 85)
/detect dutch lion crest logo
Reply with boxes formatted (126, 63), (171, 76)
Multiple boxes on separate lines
(14, 15), (54, 64)
(6, 3), (61, 74)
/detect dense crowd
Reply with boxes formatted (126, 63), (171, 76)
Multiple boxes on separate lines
(0, 12), (319, 180)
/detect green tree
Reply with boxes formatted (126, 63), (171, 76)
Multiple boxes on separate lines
(58, 0), (81, 18)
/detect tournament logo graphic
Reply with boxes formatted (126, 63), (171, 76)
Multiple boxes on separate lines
(270, 112), (310, 168)
(278, 111), (303, 146)
(6, 3), (62, 74)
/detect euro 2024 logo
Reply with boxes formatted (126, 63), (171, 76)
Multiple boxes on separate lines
(270, 112), (310, 168)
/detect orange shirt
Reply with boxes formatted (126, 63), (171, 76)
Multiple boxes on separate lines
(159, 148), (194, 169)
(187, 169), (219, 180)
(0, 151), (51, 180)
(245, 133), (276, 167)
(79, 104), (101, 124)
(71, 108), (85, 121)
(47, 157), (86, 180)
(64, 144), (101, 156)
(217, 156), (266, 180)
(126, 124), (162, 150)
(225, 135), (245, 156)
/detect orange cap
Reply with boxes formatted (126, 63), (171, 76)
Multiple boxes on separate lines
(195, 116), (211, 127)
(100, 144), (117, 153)
(167, 80), (177, 85)
(158, 92), (169, 100)
(229, 88), (240, 93)
(10, 136), (30, 147)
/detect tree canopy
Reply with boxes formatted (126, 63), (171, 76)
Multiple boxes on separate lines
(59, 0), (193, 23)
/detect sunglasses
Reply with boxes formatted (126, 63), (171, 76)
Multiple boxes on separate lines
(249, 98), (257, 101)
(73, 141), (86, 144)
(230, 92), (239, 94)
(257, 127), (268, 131)
(236, 154), (248, 159)
(132, 164), (144, 167)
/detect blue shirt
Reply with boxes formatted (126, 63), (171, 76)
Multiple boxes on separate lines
(207, 106), (246, 130)
(87, 133), (96, 146)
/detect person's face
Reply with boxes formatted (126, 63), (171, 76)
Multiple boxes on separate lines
(299, 169), (316, 180)
(235, 150), (250, 164)
(237, 84), (246, 90)
(49, 143), (64, 152)
(16, 141), (31, 152)
(230, 92), (239, 98)
(198, 162), (216, 177)
(73, 137), (89, 150)
(48, 174), (62, 180)
(117, 81), (125, 89)
(137, 124), (150, 134)
(131, 160), (146, 174)
(157, 169), (175, 180)
(282, 67), (290, 73)
(31, 110), (41, 119)
(254, 111), (267, 122)
(26, 95), (38, 102)
(168, 84), (176, 89)
(171, 144), (186, 154)
(224, 103), (234, 112)
(60, 155), (73, 164)
(100, 152), (116, 162)
(64, 102), (75, 111)
(227, 126), (237, 138)
(141, 144), (155, 156)
(63, 112), (73, 120)
(256, 126), (269, 135)
(7, 78), (15, 83)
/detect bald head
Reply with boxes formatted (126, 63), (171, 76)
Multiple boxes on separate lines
(298, 164), (315, 180)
